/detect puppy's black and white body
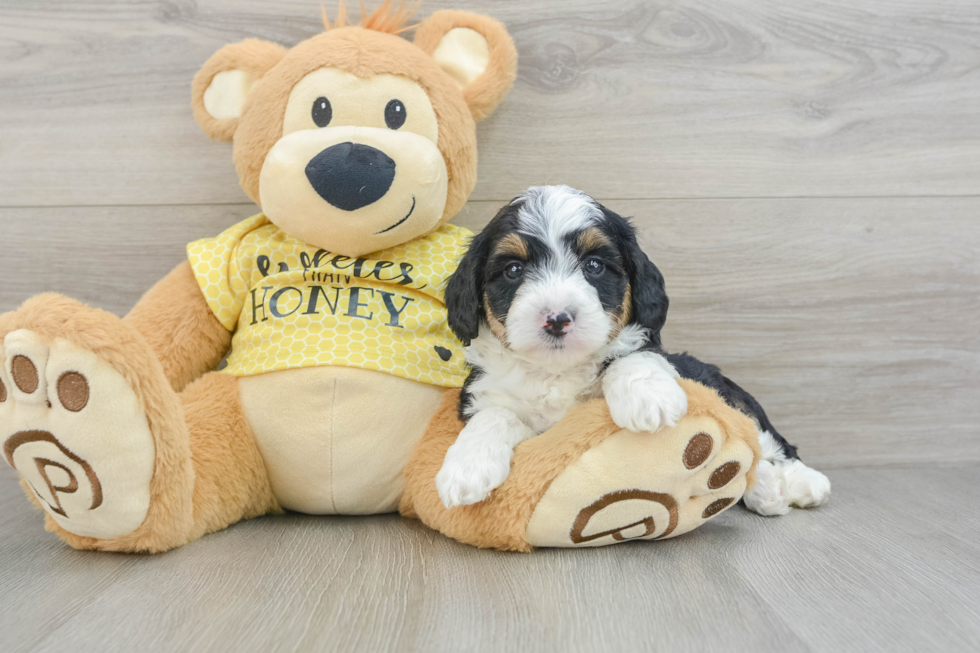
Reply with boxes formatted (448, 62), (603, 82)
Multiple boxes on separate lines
(438, 186), (830, 514)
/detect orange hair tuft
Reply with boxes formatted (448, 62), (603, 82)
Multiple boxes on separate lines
(322, 1), (420, 34)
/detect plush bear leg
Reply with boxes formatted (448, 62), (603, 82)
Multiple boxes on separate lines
(176, 372), (282, 545)
(401, 379), (761, 551)
(0, 295), (278, 553)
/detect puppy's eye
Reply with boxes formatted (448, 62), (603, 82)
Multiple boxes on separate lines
(385, 99), (406, 130)
(312, 97), (332, 127)
(503, 261), (524, 281)
(583, 257), (605, 276)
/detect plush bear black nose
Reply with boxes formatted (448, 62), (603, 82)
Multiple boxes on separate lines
(305, 142), (396, 211)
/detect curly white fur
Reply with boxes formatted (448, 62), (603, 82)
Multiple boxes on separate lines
(436, 407), (535, 508)
(602, 351), (688, 433)
(743, 430), (831, 516)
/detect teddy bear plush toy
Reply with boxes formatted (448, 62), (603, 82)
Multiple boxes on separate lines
(0, 3), (759, 553)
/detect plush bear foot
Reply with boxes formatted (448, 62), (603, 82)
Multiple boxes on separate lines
(1, 329), (156, 539)
(401, 378), (762, 551)
(0, 295), (194, 551)
(523, 403), (756, 547)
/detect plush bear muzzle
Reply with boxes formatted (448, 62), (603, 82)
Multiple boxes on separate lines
(259, 125), (449, 257)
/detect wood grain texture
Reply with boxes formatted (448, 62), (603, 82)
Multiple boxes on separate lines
(2, 197), (977, 467)
(2, 463), (979, 653)
(1, 0), (980, 206)
(2, 2), (979, 651)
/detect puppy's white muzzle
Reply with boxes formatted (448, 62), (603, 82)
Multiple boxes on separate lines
(505, 273), (611, 361)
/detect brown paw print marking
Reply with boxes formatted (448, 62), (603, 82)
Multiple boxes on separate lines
(683, 432), (713, 469)
(708, 461), (741, 490)
(702, 497), (735, 519)
(0, 377), (6, 403)
(570, 489), (679, 543)
(57, 372), (90, 412)
(3, 430), (102, 517)
(11, 355), (38, 393)
(32, 458), (79, 515)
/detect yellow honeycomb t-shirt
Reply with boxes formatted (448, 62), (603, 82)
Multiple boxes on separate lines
(187, 214), (471, 388)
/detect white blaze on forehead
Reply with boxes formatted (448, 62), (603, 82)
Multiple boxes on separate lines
(498, 186), (614, 362)
(514, 186), (602, 264)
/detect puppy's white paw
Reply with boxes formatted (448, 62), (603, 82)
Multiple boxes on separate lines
(603, 352), (688, 433)
(782, 460), (831, 508)
(743, 458), (831, 516)
(743, 460), (791, 516)
(436, 439), (514, 508)
(436, 407), (535, 509)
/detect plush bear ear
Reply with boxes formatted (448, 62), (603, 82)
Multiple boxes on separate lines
(414, 10), (518, 122)
(191, 39), (287, 141)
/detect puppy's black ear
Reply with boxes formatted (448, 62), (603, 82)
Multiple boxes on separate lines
(602, 208), (669, 348)
(628, 245), (669, 347)
(446, 229), (493, 346)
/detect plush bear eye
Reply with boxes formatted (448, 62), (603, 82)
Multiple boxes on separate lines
(312, 97), (332, 127)
(384, 99), (406, 130)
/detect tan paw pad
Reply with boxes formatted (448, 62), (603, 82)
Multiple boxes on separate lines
(525, 415), (754, 548)
(1, 330), (154, 540)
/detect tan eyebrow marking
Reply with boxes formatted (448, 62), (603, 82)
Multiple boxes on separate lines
(493, 233), (529, 259)
(578, 227), (612, 252)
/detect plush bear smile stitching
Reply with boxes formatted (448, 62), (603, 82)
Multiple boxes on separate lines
(375, 196), (416, 234)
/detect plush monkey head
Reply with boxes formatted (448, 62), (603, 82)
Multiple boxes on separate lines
(191, 3), (517, 257)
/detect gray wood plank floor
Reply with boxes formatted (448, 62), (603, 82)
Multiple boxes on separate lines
(1, 1), (978, 652)
(2, 463), (979, 653)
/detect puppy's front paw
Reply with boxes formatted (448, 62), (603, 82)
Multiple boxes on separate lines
(436, 440), (514, 508)
(603, 353), (688, 433)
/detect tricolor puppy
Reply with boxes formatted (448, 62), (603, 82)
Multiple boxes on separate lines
(437, 185), (831, 515)
(437, 185), (687, 508)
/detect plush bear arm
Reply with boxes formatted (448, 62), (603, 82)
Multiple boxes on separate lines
(123, 261), (231, 392)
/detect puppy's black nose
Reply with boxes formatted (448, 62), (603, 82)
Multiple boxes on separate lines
(305, 142), (396, 211)
(544, 312), (572, 337)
